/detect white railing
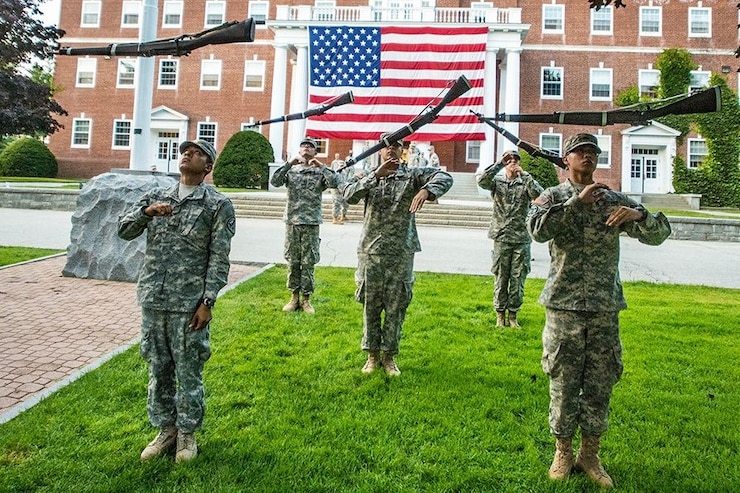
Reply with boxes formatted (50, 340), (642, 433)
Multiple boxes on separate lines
(273, 6), (521, 24)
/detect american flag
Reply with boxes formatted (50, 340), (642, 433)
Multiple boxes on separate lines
(304, 25), (487, 142)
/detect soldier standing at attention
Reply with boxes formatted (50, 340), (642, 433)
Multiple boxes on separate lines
(344, 133), (453, 376)
(118, 139), (236, 463)
(476, 149), (543, 327)
(270, 137), (338, 314)
(527, 133), (671, 488)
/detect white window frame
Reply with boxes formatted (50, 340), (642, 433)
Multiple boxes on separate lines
(76, 58), (97, 88)
(205, 1), (226, 27)
(112, 119), (132, 149)
(471, 2), (493, 23)
(116, 59), (137, 88)
(81, 1), (101, 27)
(121, 1), (141, 28)
(197, 122), (218, 148)
(590, 6), (612, 35)
(466, 141), (480, 164)
(200, 59), (222, 90)
(687, 138), (708, 169)
(162, 1), (183, 28)
(688, 7), (711, 38)
(596, 135), (611, 168)
(248, 1), (269, 23)
(639, 6), (662, 37)
(590, 68), (612, 101)
(313, 138), (329, 158)
(690, 70), (711, 92)
(72, 118), (92, 148)
(158, 59), (179, 89)
(539, 133), (562, 156)
(542, 4), (565, 34)
(541, 66), (563, 100)
(639, 69), (660, 99)
(243, 60), (266, 91)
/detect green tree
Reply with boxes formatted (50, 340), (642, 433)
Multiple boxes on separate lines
(520, 151), (559, 189)
(213, 131), (274, 189)
(0, 136), (58, 177)
(0, 0), (67, 138)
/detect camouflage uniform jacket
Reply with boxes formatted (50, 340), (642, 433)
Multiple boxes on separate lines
(527, 179), (671, 312)
(118, 182), (236, 311)
(344, 165), (453, 255)
(270, 162), (338, 224)
(477, 161), (544, 243)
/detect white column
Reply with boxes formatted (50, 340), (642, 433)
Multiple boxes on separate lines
(503, 48), (522, 151)
(129, 0), (157, 170)
(478, 47), (498, 173)
(287, 43), (309, 156)
(268, 44), (289, 163)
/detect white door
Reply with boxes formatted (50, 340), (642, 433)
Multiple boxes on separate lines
(155, 131), (180, 173)
(630, 147), (660, 193)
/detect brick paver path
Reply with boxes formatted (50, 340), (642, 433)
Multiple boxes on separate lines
(0, 255), (262, 418)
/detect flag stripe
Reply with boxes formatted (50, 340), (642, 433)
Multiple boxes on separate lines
(306, 25), (487, 142)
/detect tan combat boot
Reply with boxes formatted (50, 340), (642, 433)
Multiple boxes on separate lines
(175, 432), (198, 463)
(575, 435), (614, 488)
(496, 311), (506, 327)
(282, 292), (300, 312)
(300, 294), (315, 314)
(548, 437), (574, 481)
(508, 311), (521, 328)
(382, 353), (401, 376)
(362, 351), (380, 373)
(140, 425), (177, 461)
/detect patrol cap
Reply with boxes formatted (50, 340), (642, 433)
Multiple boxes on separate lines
(179, 140), (217, 163)
(379, 132), (404, 147)
(300, 137), (318, 148)
(502, 150), (521, 160)
(563, 133), (601, 155)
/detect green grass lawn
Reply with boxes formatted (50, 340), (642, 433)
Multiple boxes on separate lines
(0, 246), (64, 266)
(0, 261), (738, 492)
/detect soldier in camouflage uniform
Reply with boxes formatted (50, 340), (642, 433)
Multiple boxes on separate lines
(344, 134), (453, 376)
(477, 150), (543, 328)
(270, 137), (338, 314)
(118, 139), (236, 463)
(527, 133), (671, 488)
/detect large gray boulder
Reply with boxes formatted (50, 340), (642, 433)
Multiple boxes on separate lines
(62, 171), (177, 282)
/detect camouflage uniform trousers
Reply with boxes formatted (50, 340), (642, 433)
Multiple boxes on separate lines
(331, 189), (349, 218)
(355, 253), (415, 356)
(284, 224), (321, 295)
(140, 307), (212, 433)
(541, 308), (623, 438)
(491, 240), (531, 313)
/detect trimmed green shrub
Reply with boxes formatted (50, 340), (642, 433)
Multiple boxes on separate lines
(0, 137), (58, 178)
(520, 151), (560, 189)
(213, 130), (274, 189)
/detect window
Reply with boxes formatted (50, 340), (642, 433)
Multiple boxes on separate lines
(162, 1), (183, 28)
(639, 7), (661, 36)
(542, 4), (564, 33)
(471, 2), (492, 23)
(158, 59), (179, 89)
(200, 59), (222, 90)
(81, 1), (101, 27)
(116, 59), (137, 88)
(248, 1), (269, 23)
(205, 1), (225, 27)
(639, 69), (660, 99)
(72, 118), (92, 148)
(314, 0), (336, 21)
(313, 138), (328, 157)
(121, 1), (140, 28)
(596, 135), (611, 168)
(591, 6), (612, 35)
(540, 133), (562, 155)
(590, 68), (612, 101)
(688, 139), (708, 168)
(76, 58), (97, 87)
(689, 7), (711, 37)
(466, 141), (480, 163)
(690, 71), (710, 91)
(112, 120), (132, 149)
(541, 67), (563, 99)
(197, 122), (218, 147)
(243, 60), (266, 91)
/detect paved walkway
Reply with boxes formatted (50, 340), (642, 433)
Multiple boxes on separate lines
(0, 255), (267, 424)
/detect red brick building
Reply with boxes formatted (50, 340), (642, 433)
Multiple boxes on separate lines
(49, 0), (738, 193)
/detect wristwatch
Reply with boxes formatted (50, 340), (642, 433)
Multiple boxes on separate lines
(202, 297), (216, 309)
